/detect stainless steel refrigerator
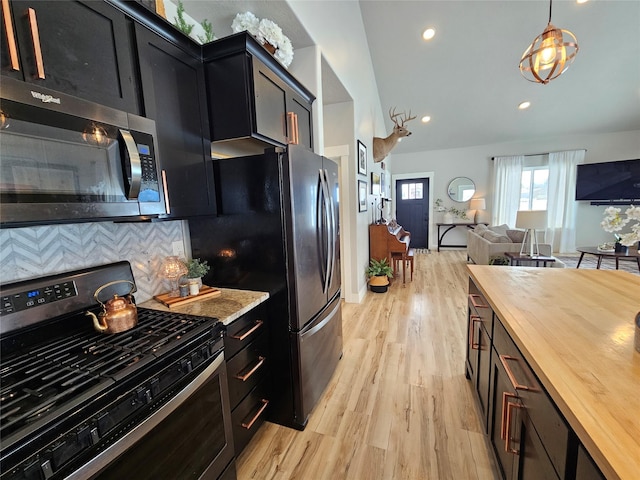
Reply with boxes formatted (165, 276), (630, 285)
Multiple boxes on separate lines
(189, 144), (342, 430)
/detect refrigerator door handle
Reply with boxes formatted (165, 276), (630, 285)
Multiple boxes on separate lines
(318, 169), (331, 294)
(324, 168), (336, 290)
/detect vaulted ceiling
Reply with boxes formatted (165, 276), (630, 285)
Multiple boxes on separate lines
(180, 1), (640, 155)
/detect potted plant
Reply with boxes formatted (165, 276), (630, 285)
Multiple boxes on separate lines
(489, 255), (510, 266)
(366, 258), (394, 293)
(183, 258), (210, 295)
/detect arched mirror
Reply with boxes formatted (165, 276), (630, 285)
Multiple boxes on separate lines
(447, 177), (475, 202)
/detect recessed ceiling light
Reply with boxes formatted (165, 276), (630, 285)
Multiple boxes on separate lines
(422, 28), (436, 41)
(518, 101), (531, 110)
(576, 0), (589, 4)
(421, 115), (431, 123)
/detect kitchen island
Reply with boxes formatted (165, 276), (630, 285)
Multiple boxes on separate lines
(140, 287), (269, 325)
(467, 265), (640, 480)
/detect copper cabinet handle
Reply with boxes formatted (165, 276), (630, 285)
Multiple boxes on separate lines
(27, 8), (45, 79)
(504, 396), (523, 454)
(161, 170), (170, 214)
(469, 314), (481, 350)
(241, 399), (269, 429)
(234, 356), (265, 382)
(499, 354), (532, 391)
(229, 319), (264, 341)
(2, 0), (19, 71)
(500, 392), (518, 442)
(286, 112), (299, 144)
(469, 294), (489, 309)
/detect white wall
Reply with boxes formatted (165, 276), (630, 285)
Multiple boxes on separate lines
(287, 1), (387, 301)
(391, 130), (640, 250)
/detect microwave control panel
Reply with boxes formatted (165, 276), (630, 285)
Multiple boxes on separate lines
(130, 130), (161, 203)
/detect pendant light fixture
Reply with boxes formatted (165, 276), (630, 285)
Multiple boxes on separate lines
(519, 0), (579, 84)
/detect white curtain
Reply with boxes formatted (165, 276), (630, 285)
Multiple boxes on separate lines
(547, 150), (585, 253)
(492, 155), (524, 226)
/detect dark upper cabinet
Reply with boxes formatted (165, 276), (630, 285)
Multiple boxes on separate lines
(134, 22), (216, 218)
(1, 0), (138, 113)
(203, 32), (315, 156)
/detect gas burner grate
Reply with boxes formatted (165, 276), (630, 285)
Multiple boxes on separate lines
(0, 308), (217, 440)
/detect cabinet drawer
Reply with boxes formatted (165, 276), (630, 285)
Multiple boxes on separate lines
(227, 333), (269, 408)
(224, 304), (267, 358)
(493, 320), (570, 478)
(231, 380), (270, 455)
(468, 279), (493, 332)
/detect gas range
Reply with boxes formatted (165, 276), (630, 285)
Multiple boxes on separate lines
(0, 262), (229, 480)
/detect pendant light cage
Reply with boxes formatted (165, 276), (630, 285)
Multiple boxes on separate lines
(519, 0), (579, 84)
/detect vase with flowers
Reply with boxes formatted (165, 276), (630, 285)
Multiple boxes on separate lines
(231, 12), (294, 68)
(600, 205), (640, 253)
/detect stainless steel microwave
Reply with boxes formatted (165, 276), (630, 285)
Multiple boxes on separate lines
(0, 77), (166, 227)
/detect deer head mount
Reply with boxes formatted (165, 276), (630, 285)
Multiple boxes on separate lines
(373, 107), (417, 163)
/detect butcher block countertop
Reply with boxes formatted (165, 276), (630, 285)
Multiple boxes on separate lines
(467, 265), (640, 480)
(140, 287), (269, 326)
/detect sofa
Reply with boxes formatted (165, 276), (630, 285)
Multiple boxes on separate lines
(467, 223), (563, 266)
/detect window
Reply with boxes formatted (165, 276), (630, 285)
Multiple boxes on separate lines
(520, 166), (548, 210)
(401, 182), (423, 200)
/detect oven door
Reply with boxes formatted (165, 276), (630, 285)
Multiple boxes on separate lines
(79, 352), (235, 480)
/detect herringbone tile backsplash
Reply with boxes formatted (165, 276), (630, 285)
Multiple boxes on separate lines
(0, 220), (188, 302)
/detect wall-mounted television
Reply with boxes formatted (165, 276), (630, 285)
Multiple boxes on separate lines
(575, 159), (640, 201)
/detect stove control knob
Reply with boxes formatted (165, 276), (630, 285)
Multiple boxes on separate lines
(40, 459), (53, 479)
(150, 377), (160, 396)
(201, 346), (209, 360)
(179, 358), (192, 373)
(90, 427), (100, 445)
(136, 387), (152, 404)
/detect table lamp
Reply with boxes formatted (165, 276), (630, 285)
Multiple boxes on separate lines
(515, 210), (547, 257)
(469, 198), (486, 223)
(159, 255), (188, 297)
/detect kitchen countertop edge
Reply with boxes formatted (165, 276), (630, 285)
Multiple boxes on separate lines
(139, 287), (269, 325)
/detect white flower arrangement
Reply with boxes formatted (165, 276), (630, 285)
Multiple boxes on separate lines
(231, 12), (294, 68)
(601, 205), (640, 246)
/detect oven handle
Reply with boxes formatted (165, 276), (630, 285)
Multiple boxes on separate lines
(65, 351), (225, 480)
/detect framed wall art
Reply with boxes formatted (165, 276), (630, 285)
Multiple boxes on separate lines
(357, 140), (367, 176)
(371, 172), (381, 195)
(380, 172), (386, 197)
(358, 180), (367, 212)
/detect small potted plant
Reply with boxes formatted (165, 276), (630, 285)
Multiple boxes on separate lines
(366, 258), (394, 293)
(184, 258), (210, 295)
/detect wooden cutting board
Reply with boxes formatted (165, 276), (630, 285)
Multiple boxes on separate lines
(153, 286), (221, 308)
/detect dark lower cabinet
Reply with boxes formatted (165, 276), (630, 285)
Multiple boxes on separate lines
(489, 346), (560, 480)
(467, 275), (605, 480)
(134, 22), (216, 218)
(224, 303), (271, 455)
(1, 0), (138, 113)
(465, 280), (493, 432)
(575, 444), (606, 480)
(489, 320), (566, 480)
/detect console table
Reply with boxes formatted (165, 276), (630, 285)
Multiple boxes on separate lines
(436, 223), (486, 252)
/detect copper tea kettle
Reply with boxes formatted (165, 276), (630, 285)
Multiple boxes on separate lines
(85, 280), (137, 334)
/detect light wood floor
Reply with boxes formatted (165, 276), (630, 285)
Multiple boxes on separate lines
(236, 250), (498, 480)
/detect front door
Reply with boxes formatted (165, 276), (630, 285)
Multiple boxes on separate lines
(395, 178), (429, 248)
